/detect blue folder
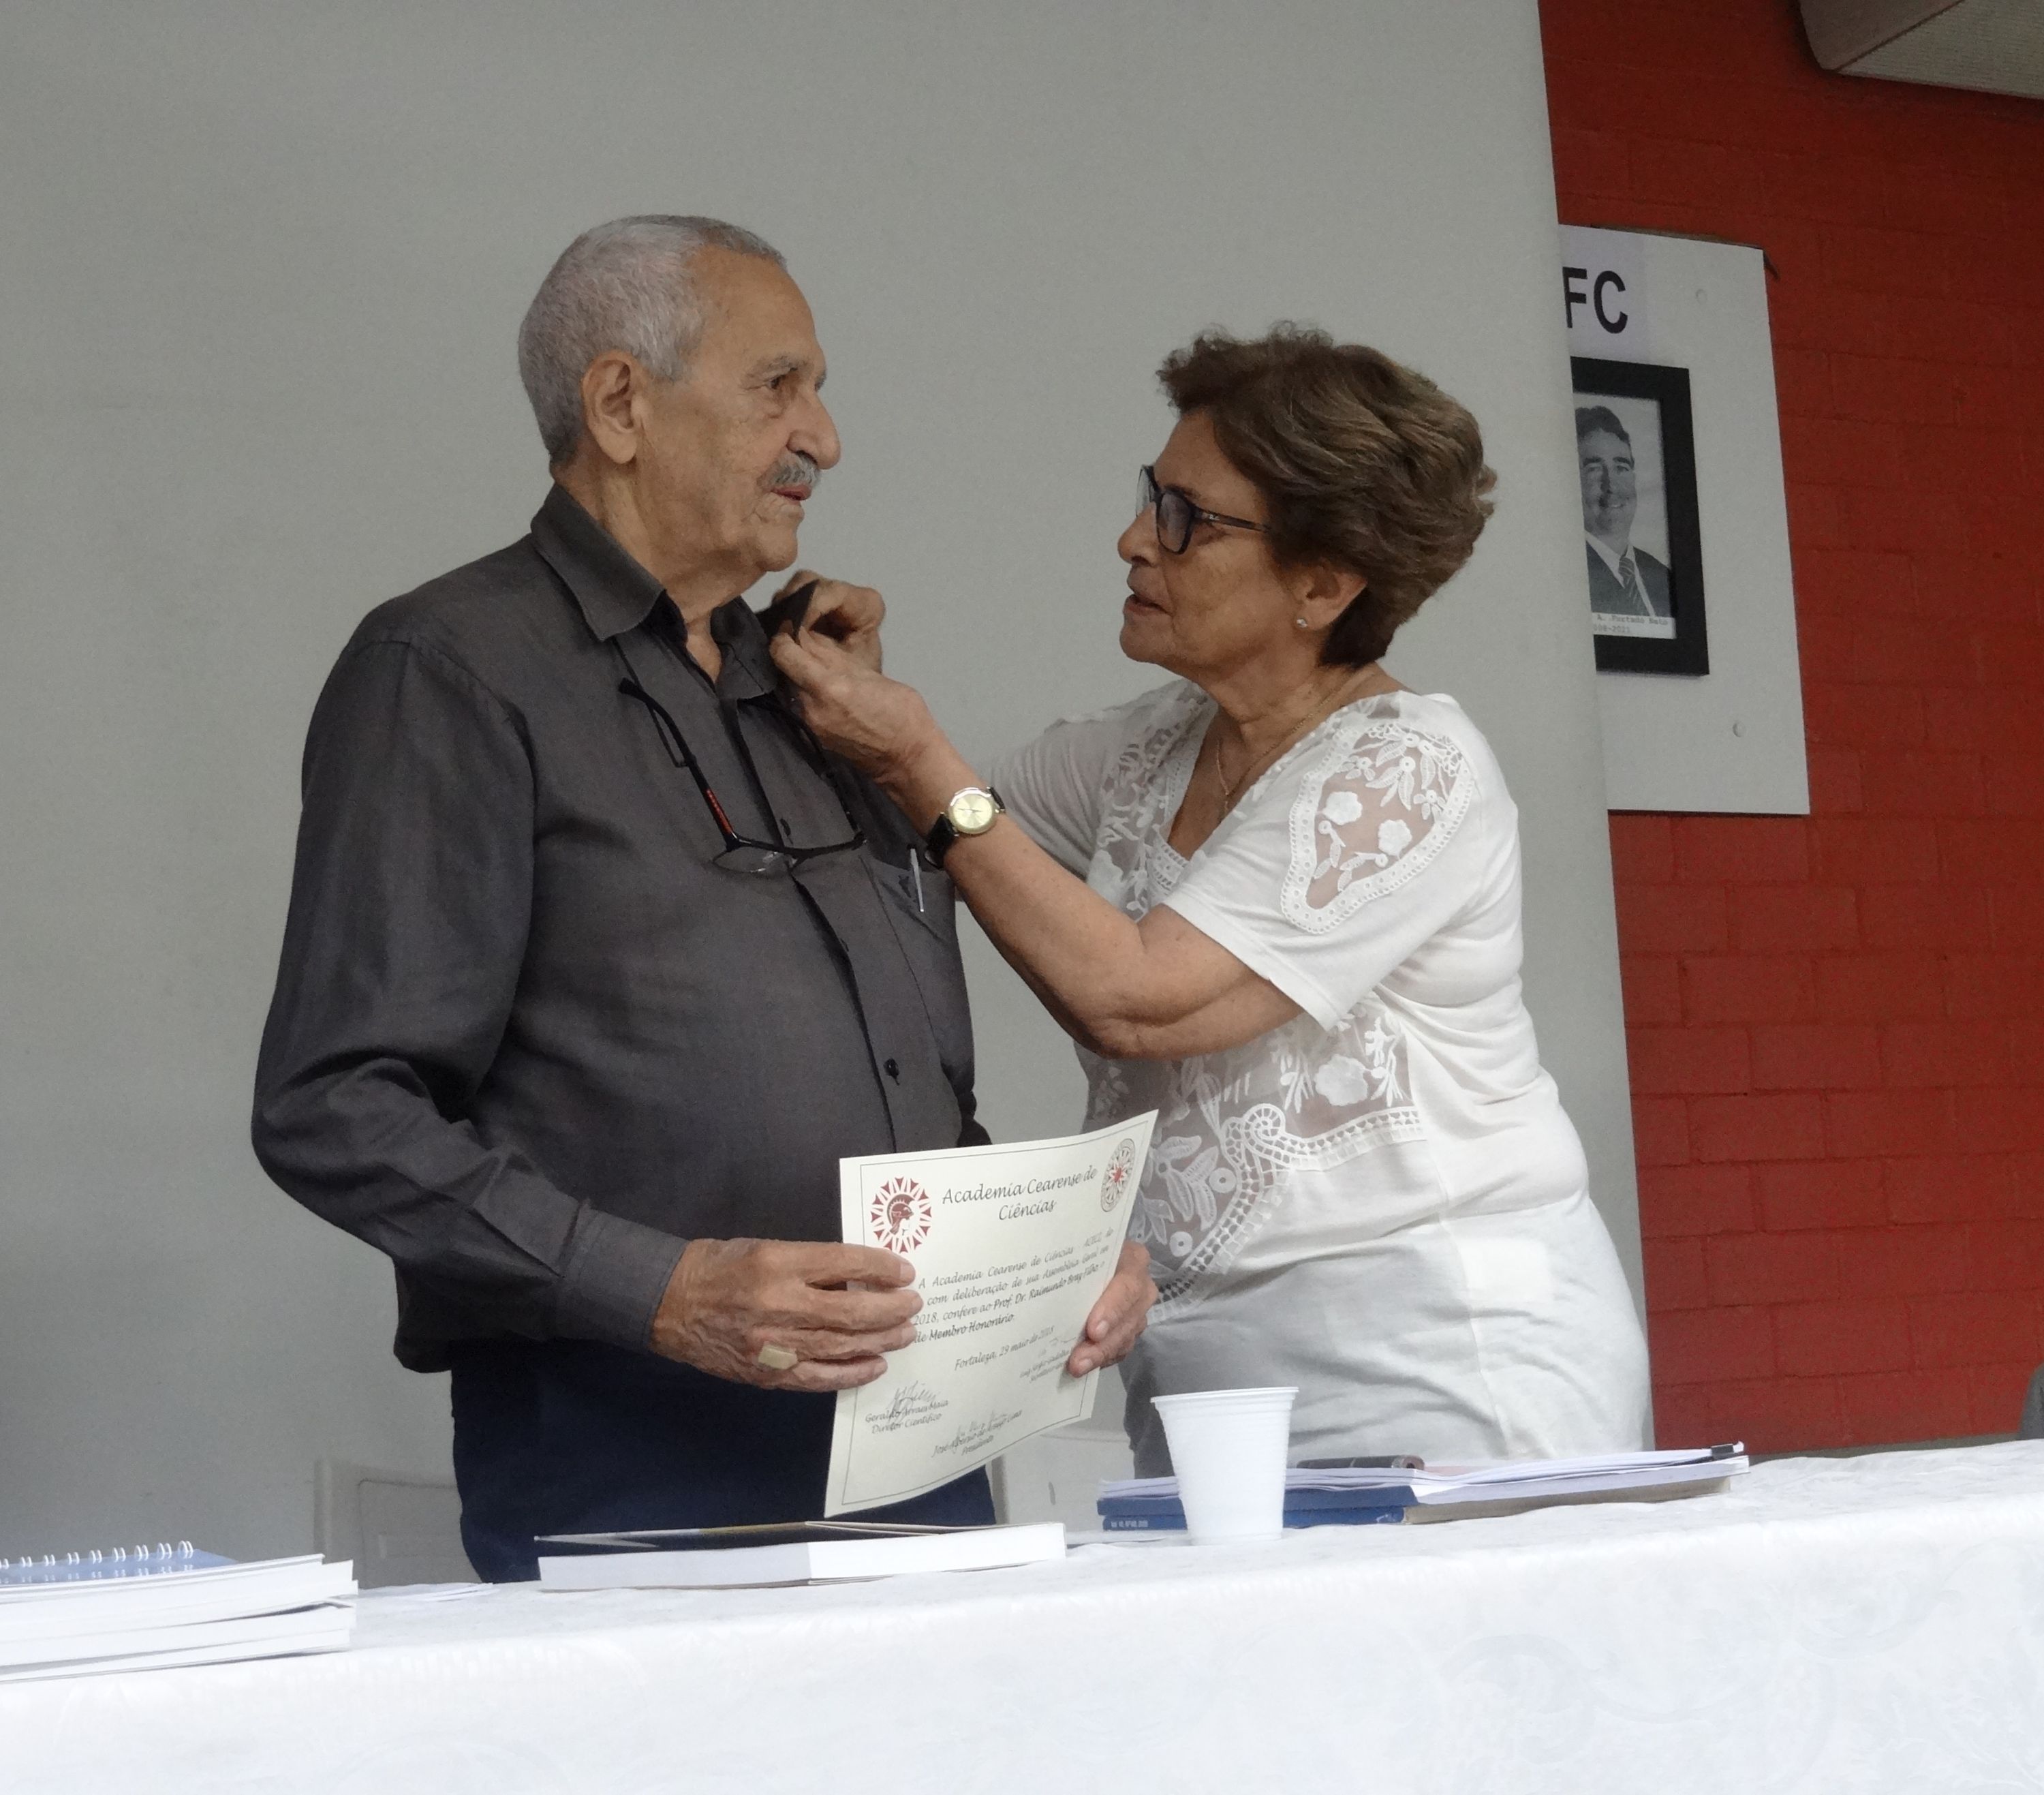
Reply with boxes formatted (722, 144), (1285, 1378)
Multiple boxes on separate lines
(1098, 1491), (1406, 1531)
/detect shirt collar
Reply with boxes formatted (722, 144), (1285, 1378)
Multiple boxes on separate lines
(1585, 532), (1629, 579)
(532, 482), (668, 641)
(704, 598), (780, 701)
(530, 482), (777, 701)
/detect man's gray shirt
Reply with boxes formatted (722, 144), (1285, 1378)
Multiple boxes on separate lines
(253, 485), (982, 1370)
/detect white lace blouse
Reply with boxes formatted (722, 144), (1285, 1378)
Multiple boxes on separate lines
(997, 681), (1650, 1473)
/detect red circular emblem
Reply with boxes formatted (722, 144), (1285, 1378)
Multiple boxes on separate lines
(869, 1176), (933, 1253)
(1101, 1138), (1136, 1211)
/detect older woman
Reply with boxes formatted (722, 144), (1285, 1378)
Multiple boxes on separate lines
(773, 326), (1650, 1471)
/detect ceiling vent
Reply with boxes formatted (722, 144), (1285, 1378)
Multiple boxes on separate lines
(1800, 0), (2044, 99)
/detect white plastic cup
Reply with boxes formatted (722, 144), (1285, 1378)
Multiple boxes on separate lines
(1151, 1385), (1298, 1541)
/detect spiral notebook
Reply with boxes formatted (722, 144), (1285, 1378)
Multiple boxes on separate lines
(0, 1542), (356, 1680)
(1, 1541), (235, 1589)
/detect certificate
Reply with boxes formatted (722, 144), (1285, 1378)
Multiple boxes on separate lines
(824, 1112), (1158, 1517)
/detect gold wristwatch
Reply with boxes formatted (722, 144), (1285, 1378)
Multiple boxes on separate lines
(923, 785), (1006, 866)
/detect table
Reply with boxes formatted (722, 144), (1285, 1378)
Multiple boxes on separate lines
(10, 1443), (2044, 1794)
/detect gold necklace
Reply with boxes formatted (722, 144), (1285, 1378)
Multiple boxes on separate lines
(1210, 671), (1380, 814)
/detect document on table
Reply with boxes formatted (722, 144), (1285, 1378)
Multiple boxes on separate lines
(824, 1112), (1157, 1517)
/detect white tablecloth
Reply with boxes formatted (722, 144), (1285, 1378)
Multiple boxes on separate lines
(10, 1443), (2044, 1794)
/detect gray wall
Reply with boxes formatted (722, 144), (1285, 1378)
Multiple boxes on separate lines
(0, 0), (1637, 1560)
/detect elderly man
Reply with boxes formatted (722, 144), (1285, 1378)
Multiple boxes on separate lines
(1577, 404), (1671, 621)
(253, 215), (1155, 1580)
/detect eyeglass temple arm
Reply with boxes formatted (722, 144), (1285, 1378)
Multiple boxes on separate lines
(617, 679), (742, 840)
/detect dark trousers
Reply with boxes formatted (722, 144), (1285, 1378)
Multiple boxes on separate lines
(449, 1339), (996, 1581)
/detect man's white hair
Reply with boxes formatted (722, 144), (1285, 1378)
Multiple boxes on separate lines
(516, 215), (786, 466)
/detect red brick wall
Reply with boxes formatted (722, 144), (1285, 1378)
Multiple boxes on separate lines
(1540, 0), (2044, 1449)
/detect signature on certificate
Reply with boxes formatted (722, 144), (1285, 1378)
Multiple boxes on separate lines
(935, 1410), (1026, 1460)
(873, 1379), (949, 1426)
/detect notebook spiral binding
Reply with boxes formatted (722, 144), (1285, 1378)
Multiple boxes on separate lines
(0, 1542), (198, 1571)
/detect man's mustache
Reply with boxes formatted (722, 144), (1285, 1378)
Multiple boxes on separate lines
(768, 452), (823, 496)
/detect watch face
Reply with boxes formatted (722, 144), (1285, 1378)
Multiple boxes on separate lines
(949, 788), (999, 835)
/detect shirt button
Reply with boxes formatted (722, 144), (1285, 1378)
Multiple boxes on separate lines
(884, 1059), (901, 1081)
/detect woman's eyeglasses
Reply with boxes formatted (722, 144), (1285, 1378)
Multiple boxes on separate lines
(1139, 465), (1271, 555)
(616, 675), (865, 876)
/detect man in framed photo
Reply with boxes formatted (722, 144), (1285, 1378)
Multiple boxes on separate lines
(1577, 404), (1671, 620)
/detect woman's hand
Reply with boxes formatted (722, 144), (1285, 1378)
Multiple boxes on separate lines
(1066, 1240), (1159, 1376)
(770, 570), (885, 672)
(769, 622), (955, 797)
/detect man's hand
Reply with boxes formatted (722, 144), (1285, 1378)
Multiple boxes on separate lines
(1067, 1241), (1158, 1377)
(651, 1238), (921, 1392)
(770, 570), (885, 672)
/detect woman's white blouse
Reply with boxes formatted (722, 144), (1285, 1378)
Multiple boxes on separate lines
(997, 681), (1651, 1472)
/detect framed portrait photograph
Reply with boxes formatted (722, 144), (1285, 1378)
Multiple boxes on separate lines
(1572, 356), (1708, 676)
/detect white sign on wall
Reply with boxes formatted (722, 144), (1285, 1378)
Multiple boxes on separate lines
(1560, 226), (1809, 816)
(1562, 231), (1654, 361)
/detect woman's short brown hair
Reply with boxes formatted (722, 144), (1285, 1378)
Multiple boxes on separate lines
(1158, 326), (1496, 666)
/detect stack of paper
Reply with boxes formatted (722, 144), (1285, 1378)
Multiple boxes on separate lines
(1098, 1444), (1748, 1530)
(0, 1544), (356, 1681)
(538, 1520), (1067, 1589)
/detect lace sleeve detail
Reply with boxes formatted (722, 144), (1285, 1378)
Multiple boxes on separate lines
(1279, 721), (1476, 933)
(995, 684), (1203, 883)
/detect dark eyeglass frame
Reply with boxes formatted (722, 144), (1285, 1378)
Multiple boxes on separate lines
(1140, 464), (1272, 555)
(615, 666), (865, 876)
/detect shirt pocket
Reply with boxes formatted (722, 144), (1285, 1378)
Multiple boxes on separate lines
(865, 856), (959, 949)
(863, 855), (972, 1091)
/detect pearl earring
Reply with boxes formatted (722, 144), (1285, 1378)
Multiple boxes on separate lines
(1295, 617), (1310, 629)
